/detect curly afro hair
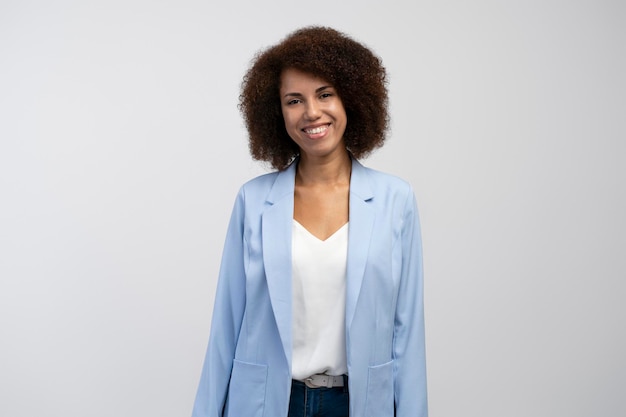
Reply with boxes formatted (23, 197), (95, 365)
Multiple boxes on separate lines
(239, 26), (389, 170)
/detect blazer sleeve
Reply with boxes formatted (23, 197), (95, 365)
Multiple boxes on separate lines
(393, 187), (428, 417)
(192, 188), (247, 417)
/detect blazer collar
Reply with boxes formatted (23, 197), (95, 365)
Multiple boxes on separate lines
(265, 159), (298, 204)
(345, 158), (375, 329)
(262, 161), (297, 368)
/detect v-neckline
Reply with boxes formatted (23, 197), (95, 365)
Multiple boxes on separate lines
(293, 219), (349, 242)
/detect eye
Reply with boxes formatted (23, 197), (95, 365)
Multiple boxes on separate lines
(320, 92), (333, 99)
(286, 98), (301, 105)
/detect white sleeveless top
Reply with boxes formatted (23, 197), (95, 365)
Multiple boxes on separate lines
(291, 220), (349, 380)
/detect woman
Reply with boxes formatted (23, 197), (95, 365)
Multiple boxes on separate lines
(192, 26), (427, 417)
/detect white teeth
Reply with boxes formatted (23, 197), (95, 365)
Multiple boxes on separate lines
(304, 126), (327, 134)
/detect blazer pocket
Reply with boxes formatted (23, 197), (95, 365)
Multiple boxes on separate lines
(226, 359), (268, 417)
(364, 360), (394, 417)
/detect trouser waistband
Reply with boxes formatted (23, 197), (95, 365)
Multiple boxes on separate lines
(297, 374), (348, 388)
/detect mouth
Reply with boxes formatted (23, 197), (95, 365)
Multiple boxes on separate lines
(302, 124), (330, 136)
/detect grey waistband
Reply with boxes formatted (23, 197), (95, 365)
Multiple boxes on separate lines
(302, 374), (345, 388)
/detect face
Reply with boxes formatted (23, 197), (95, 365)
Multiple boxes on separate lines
(279, 68), (348, 161)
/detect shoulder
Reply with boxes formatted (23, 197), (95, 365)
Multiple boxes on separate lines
(227, 171), (277, 208)
(353, 161), (418, 221)
(232, 167), (293, 209)
(240, 171), (280, 194)
(365, 166), (411, 190)
(356, 161), (414, 198)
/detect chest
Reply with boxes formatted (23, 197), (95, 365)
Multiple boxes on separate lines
(293, 184), (349, 241)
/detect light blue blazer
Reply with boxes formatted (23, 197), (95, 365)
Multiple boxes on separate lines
(192, 158), (427, 417)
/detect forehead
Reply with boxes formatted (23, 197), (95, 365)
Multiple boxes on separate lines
(279, 68), (332, 91)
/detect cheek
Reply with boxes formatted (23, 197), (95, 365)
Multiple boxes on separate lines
(282, 112), (298, 130)
(331, 102), (347, 121)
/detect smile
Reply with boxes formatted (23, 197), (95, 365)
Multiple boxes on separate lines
(303, 124), (329, 134)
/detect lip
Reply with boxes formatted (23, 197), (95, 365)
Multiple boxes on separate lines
(301, 123), (331, 139)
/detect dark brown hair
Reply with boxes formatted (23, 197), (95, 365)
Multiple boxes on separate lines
(239, 26), (389, 170)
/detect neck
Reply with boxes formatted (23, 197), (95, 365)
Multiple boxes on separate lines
(296, 151), (352, 186)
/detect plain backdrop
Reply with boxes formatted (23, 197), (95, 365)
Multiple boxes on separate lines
(1, 1), (624, 416)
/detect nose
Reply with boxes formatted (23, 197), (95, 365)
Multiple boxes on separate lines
(304, 100), (321, 120)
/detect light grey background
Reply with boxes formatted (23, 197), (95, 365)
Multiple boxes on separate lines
(1, 1), (624, 416)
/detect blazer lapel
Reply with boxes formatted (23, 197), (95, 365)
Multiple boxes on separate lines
(262, 161), (297, 368)
(346, 159), (375, 330)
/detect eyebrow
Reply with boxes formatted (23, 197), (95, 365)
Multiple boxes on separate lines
(282, 85), (333, 98)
